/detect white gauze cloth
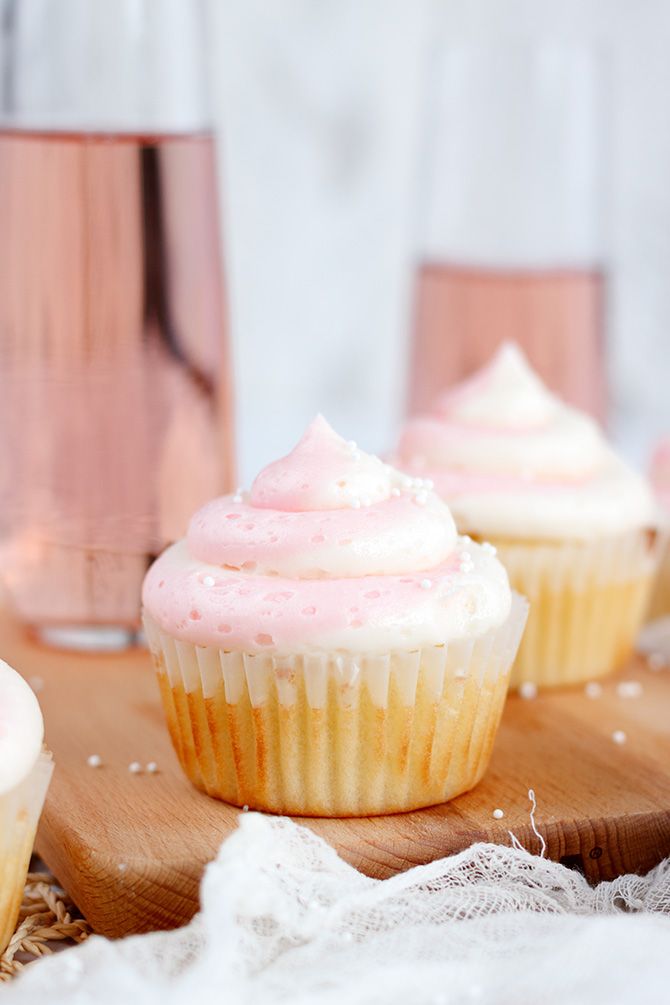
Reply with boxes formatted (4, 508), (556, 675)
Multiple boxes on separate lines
(6, 813), (670, 1004)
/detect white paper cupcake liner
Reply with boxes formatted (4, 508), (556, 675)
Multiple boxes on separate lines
(144, 594), (527, 816)
(489, 529), (662, 689)
(0, 750), (53, 953)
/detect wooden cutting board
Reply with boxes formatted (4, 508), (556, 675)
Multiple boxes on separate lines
(2, 613), (669, 938)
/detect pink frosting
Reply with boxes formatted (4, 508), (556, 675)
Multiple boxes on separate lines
(142, 417), (511, 653)
(650, 438), (670, 513)
(395, 344), (656, 539)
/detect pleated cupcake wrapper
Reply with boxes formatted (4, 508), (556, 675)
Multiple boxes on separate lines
(144, 594), (527, 816)
(647, 534), (670, 622)
(0, 750), (54, 954)
(490, 529), (663, 689)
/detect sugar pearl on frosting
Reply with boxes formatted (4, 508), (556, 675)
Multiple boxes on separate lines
(142, 414), (512, 656)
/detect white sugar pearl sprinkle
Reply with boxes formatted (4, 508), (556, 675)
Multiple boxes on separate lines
(128, 761), (142, 774)
(391, 487), (401, 498)
(233, 494), (243, 504)
(420, 579), (432, 590)
(616, 680), (642, 699)
(482, 542), (497, 556)
(519, 682), (537, 700)
(346, 440), (357, 451)
(423, 478), (434, 490)
(87, 754), (102, 768)
(585, 682), (602, 699)
(492, 808), (504, 820)
(146, 762), (159, 774)
(242, 804), (249, 812)
(118, 863), (128, 873)
(203, 575), (216, 588)
(612, 730), (627, 745)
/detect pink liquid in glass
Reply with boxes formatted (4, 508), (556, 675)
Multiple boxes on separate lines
(0, 130), (234, 639)
(408, 262), (606, 421)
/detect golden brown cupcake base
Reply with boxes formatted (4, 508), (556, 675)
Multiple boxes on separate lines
(145, 600), (526, 817)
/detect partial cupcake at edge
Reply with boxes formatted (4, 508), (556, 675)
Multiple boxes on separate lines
(647, 438), (670, 622)
(142, 416), (527, 817)
(395, 343), (661, 691)
(0, 660), (53, 953)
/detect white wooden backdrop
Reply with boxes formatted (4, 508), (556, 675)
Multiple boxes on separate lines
(208, 0), (670, 482)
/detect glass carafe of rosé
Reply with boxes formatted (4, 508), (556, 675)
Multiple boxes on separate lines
(409, 43), (606, 422)
(0, 0), (234, 649)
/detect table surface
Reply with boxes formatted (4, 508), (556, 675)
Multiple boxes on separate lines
(2, 614), (668, 938)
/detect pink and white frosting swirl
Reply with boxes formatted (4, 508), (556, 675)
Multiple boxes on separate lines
(650, 439), (670, 518)
(142, 416), (511, 653)
(396, 344), (657, 539)
(0, 660), (44, 796)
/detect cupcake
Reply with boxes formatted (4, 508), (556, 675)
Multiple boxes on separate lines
(0, 660), (53, 953)
(396, 344), (660, 690)
(143, 416), (527, 816)
(647, 439), (670, 622)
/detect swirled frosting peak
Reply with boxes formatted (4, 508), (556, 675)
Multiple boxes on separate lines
(251, 414), (391, 511)
(396, 343), (657, 539)
(143, 418), (512, 653)
(435, 342), (558, 429)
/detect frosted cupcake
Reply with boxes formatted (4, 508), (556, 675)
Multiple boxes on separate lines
(143, 416), (526, 816)
(396, 344), (660, 690)
(0, 661), (53, 953)
(647, 439), (670, 621)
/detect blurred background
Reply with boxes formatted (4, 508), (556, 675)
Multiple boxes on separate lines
(208, 0), (670, 480)
(2, 0), (670, 642)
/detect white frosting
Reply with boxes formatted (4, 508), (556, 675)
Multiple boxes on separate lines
(0, 660), (44, 795)
(397, 344), (658, 539)
(436, 343), (557, 428)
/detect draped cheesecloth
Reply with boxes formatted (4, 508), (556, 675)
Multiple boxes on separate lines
(6, 812), (670, 1004)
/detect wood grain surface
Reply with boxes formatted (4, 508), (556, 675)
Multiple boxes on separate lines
(1, 614), (668, 938)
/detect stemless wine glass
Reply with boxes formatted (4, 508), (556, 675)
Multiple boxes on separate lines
(0, 0), (235, 649)
(408, 43), (606, 421)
